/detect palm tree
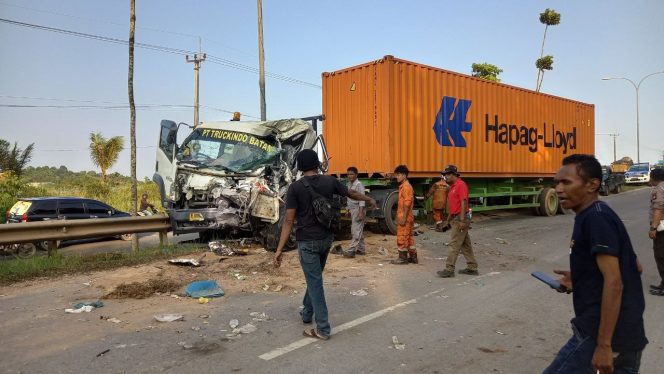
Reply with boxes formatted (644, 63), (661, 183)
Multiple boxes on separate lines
(128, 0), (139, 251)
(536, 8), (561, 92)
(89, 132), (124, 183)
(0, 139), (34, 177)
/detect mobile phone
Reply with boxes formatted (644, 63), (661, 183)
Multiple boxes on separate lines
(531, 271), (565, 292)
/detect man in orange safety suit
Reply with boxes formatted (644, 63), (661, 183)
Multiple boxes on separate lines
(391, 165), (417, 264)
(426, 172), (449, 231)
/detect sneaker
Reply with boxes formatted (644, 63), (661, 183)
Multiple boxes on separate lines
(355, 250), (366, 255)
(437, 270), (455, 278)
(458, 268), (479, 276)
(330, 245), (343, 255)
(650, 283), (664, 291)
(342, 251), (356, 258)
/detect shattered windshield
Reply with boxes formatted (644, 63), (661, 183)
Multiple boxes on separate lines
(180, 128), (280, 172)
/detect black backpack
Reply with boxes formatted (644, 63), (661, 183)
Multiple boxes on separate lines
(301, 177), (340, 229)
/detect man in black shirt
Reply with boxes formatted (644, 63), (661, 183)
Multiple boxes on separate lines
(273, 149), (376, 340)
(544, 154), (647, 374)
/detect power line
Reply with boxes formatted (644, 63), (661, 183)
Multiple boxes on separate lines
(0, 0), (258, 58)
(35, 146), (156, 152)
(0, 17), (321, 88)
(0, 95), (261, 118)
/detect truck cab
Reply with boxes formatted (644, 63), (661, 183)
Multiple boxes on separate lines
(153, 117), (326, 250)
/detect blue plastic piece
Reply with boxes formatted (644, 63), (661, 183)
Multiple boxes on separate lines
(185, 280), (225, 298)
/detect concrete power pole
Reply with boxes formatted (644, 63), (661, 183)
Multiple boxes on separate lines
(187, 48), (206, 129)
(257, 0), (267, 121)
(597, 132), (620, 162)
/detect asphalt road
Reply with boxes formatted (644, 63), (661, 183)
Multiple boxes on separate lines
(1, 187), (661, 374)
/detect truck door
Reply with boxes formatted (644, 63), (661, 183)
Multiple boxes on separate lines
(155, 120), (178, 203)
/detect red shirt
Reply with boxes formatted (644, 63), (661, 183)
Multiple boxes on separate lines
(447, 178), (469, 215)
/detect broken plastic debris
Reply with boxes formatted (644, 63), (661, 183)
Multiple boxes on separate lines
(272, 284), (283, 292)
(494, 330), (506, 335)
(477, 346), (508, 353)
(153, 314), (184, 322)
(250, 312), (269, 321)
(350, 289), (368, 296)
(198, 297), (210, 304)
(262, 284), (270, 291)
(107, 317), (122, 324)
(178, 341), (193, 349)
(191, 326), (201, 331)
(495, 238), (509, 245)
(377, 247), (388, 256)
(229, 319), (239, 329)
(392, 336), (405, 350)
(168, 258), (200, 267)
(209, 241), (249, 256)
(65, 305), (94, 313)
(232, 323), (257, 334)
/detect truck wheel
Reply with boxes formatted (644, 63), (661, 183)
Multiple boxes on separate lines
(611, 183), (621, 194)
(538, 187), (558, 217)
(377, 191), (399, 235)
(16, 243), (37, 259)
(264, 203), (296, 252)
(36, 240), (60, 251)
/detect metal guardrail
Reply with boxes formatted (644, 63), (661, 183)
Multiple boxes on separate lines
(0, 215), (171, 246)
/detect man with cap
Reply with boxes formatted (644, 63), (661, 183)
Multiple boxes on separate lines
(426, 172), (450, 232)
(273, 149), (376, 340)
(391, 165), (418, 264)
(437, 165), (479, 277)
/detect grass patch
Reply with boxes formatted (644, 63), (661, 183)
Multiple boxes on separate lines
(621, 184), (649, 192)
(0, 245), (205, 286)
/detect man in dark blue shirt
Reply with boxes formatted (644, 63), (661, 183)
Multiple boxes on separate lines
(544, 154), (647, 374)
(273, 149), (375, 340)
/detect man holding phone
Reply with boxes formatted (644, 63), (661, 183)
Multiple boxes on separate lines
(544, 155), (647, 374)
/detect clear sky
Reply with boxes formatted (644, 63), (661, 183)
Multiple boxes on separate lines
(1, 0), (663, 178)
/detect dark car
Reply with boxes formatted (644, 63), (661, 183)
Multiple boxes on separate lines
(5, 197), (133, 249)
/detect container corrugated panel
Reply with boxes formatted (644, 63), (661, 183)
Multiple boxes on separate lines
(322, 56), (595, 178)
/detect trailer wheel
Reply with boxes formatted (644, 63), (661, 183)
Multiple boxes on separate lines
(377, 191), (399, 235)
(538, 187), (559, 217)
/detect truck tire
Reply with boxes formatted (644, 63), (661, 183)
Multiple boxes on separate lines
(538, 187), (558, 217)
(377, 191), (399, 235)
(611, 183), (621, 194)
(264, 203), (296, 252)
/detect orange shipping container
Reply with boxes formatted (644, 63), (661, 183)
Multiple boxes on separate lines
(322, 56), (595, 178)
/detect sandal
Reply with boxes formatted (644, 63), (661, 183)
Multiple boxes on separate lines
(303, 328), (330, 340)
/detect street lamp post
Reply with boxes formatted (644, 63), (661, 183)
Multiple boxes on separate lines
(602, 71), (664, 164)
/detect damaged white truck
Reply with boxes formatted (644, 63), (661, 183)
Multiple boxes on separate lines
(153, 117), (327, 251)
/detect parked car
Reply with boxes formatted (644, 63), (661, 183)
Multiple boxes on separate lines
(624, 163), (651, 184)
(5, 197), (133, 249)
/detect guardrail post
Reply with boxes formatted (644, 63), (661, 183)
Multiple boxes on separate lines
(159, 231), (168, 247)
(47, 240), (57, 257)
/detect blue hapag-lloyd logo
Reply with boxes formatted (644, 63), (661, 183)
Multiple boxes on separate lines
(433, 96), (473, 147)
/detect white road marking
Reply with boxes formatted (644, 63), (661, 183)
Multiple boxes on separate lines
(258, 287), (446, 361)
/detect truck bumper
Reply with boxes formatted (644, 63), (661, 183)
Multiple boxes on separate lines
(625, 176), (649, 184)
(167, 208), (240, 234)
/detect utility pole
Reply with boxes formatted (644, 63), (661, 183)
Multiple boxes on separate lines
(257, 0), (267, 121)
(597, 132), (620, 162)
(187, 41), (206, 129)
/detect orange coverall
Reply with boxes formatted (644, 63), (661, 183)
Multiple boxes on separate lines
(427, 180), (449, 222)
(397, 180), (415, 250)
